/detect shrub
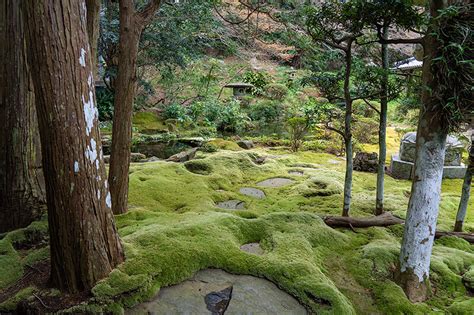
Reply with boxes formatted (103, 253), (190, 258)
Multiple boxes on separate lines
(243, 71), (269, 95)
(287, 117), (309, 152)
(352, 99), (379, 118)
(162, 103), (189, 123)
(353, 115), (379, 144)
(248, 100), (284, 124)
(265, 83), (288, 100)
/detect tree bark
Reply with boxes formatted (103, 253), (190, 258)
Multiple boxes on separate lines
(375, 26), (389, 215)
(108, 0), (163, 214)
(342, 43), (354, 217)
(454, 135), (473, 232)
(0, 0), (46, 233)
(86, 0), (101, 77)
(398, 0), (449, 302)
(24, 0), (124, 292)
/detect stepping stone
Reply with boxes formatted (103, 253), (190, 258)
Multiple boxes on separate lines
(257, 178), (294, 188)
(239, 187), (266, 199)
(328, 159), (341, 164)
(240, 243), (264, 256)
(288, 170), (304, 176)
(126, 269), (308, 315)
(216, 200), (245, 210)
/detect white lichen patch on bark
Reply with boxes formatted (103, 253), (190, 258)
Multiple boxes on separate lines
(97, 190), (101, 200)
(79, 48), (86, 67)
(83, 89), (98, 136)
(85, 138), (98, 164)
(399, 133), (447, 282)
(105, 191), (112, 208)
(74, 161), (80, 173)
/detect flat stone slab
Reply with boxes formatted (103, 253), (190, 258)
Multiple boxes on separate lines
(288, 170), (304, 176)
(390, 154), (467, 180)
(257, 178), (294, 188)
(126, 269), (307, 315)
(239, 187), (266, 199)
(240, 243), (264, 255)
(216, 200), (245, 210)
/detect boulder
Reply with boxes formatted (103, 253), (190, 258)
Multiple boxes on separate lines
(166, 147), (198, 163)
(237, 140), (254, 150)
(131, 152), (147, 162)
(353, 152), (378, 173)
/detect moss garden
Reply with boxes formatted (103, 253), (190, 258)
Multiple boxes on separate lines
(1, 145), (473, 314)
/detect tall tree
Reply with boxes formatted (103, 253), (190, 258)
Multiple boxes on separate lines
(86, 0), (101, 76)
(24, 0), (124, 292)
(108, 0), (163, 214)
(454, 134), (473, 232)
(307, 2), (364, 216)
(398, 0), (472, 302)
(0, 0), (46, 233)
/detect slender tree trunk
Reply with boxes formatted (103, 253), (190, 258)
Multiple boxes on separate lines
(24, 0), (124, 292)
(0, 0), (46, 233)
(109, 0), (142, 214)
(398, 0), (448, 302)
(375, 26), (389, 215)
(86, 0), (101, 77)
(342, 44), (353, 217)
(108, 0), (162, 214)
(454, 135), (473, 232)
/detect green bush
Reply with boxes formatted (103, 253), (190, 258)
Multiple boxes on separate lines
(248, 100), (284, 124)
(287, 117), (309, 152)
(243, 71), (269, 95)
(265, 83), (288, 100)
(353, 115), (379, 144)
(352, 99), (379, 119)
(162, 103), (189, 123)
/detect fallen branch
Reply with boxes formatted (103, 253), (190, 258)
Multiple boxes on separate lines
(324, 213), (474, 243)
(324, 212), (404, 228)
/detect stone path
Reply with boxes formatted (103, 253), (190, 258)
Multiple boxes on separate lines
(127, 269), (307, 315)
(257, 178), (294, 187)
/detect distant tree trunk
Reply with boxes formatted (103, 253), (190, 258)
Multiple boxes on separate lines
(398, 0), (448, 302)
(342, 43), (354, 217)
(0, 0), (45, 233)
(454, 135), (473, 232)
(86, 0), (101, 76)
(24, 0), (124, 292)
(109, 0), (163, 214)
(375, 26), (389, 215)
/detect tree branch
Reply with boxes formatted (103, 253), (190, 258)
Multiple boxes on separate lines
(136, 0), (164, 27)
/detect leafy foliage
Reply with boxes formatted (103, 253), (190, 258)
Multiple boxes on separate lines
(243, 71), (269, 95)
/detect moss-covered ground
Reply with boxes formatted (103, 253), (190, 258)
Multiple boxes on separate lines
(1, 145), (473, 314)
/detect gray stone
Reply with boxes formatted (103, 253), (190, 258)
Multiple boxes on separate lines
(140, 156), (160, 163)
(239, 187), (266, 199)
(257, 178), (294, 188)
(399, 132), (464, 166)
(205, 286), (232, 315)
(167, 147), (198, 163)
(216, 200), (246, 210)
(126, 269), (307, 315)
(237, 140), (254, 150)
(288, 170), (304, 176)
(131, 153), (147, 162)
(390, 153), (467, 180)
(240, 243), (264, 255)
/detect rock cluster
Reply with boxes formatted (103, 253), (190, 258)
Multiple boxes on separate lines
(353, 152), (378, 173)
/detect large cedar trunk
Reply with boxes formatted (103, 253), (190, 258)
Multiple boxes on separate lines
(397, 0), (449, 302)
(24, 0), (124, 292)
(108, 0), (142, 214)
(375, 26), (389, 215)
(454, 135), (473, 232)
(0, 0), (46, 233)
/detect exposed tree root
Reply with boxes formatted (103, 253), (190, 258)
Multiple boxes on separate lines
(323, 212), (474, 243)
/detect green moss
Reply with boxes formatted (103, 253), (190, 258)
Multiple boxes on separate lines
(0, 287), (36, 311)
(207, 138), (242, 151)
(133, 112), (167, 133)
(447, 299), (474, 315)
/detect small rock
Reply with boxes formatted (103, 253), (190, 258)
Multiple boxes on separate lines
(353, 152), (378, 173)
(140, 156), (160, 163)
(240, 243), (264, 255)
(288, 170), (304, 176)
(239, 187), (266, 199)
(257, 178), (294, 188)
(205, 286), (233, 315)
(167, 147), (198, 163)
(237, 140), (254, 150)
(216, 200), (246, 210)
(131, 152), (147, 162)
